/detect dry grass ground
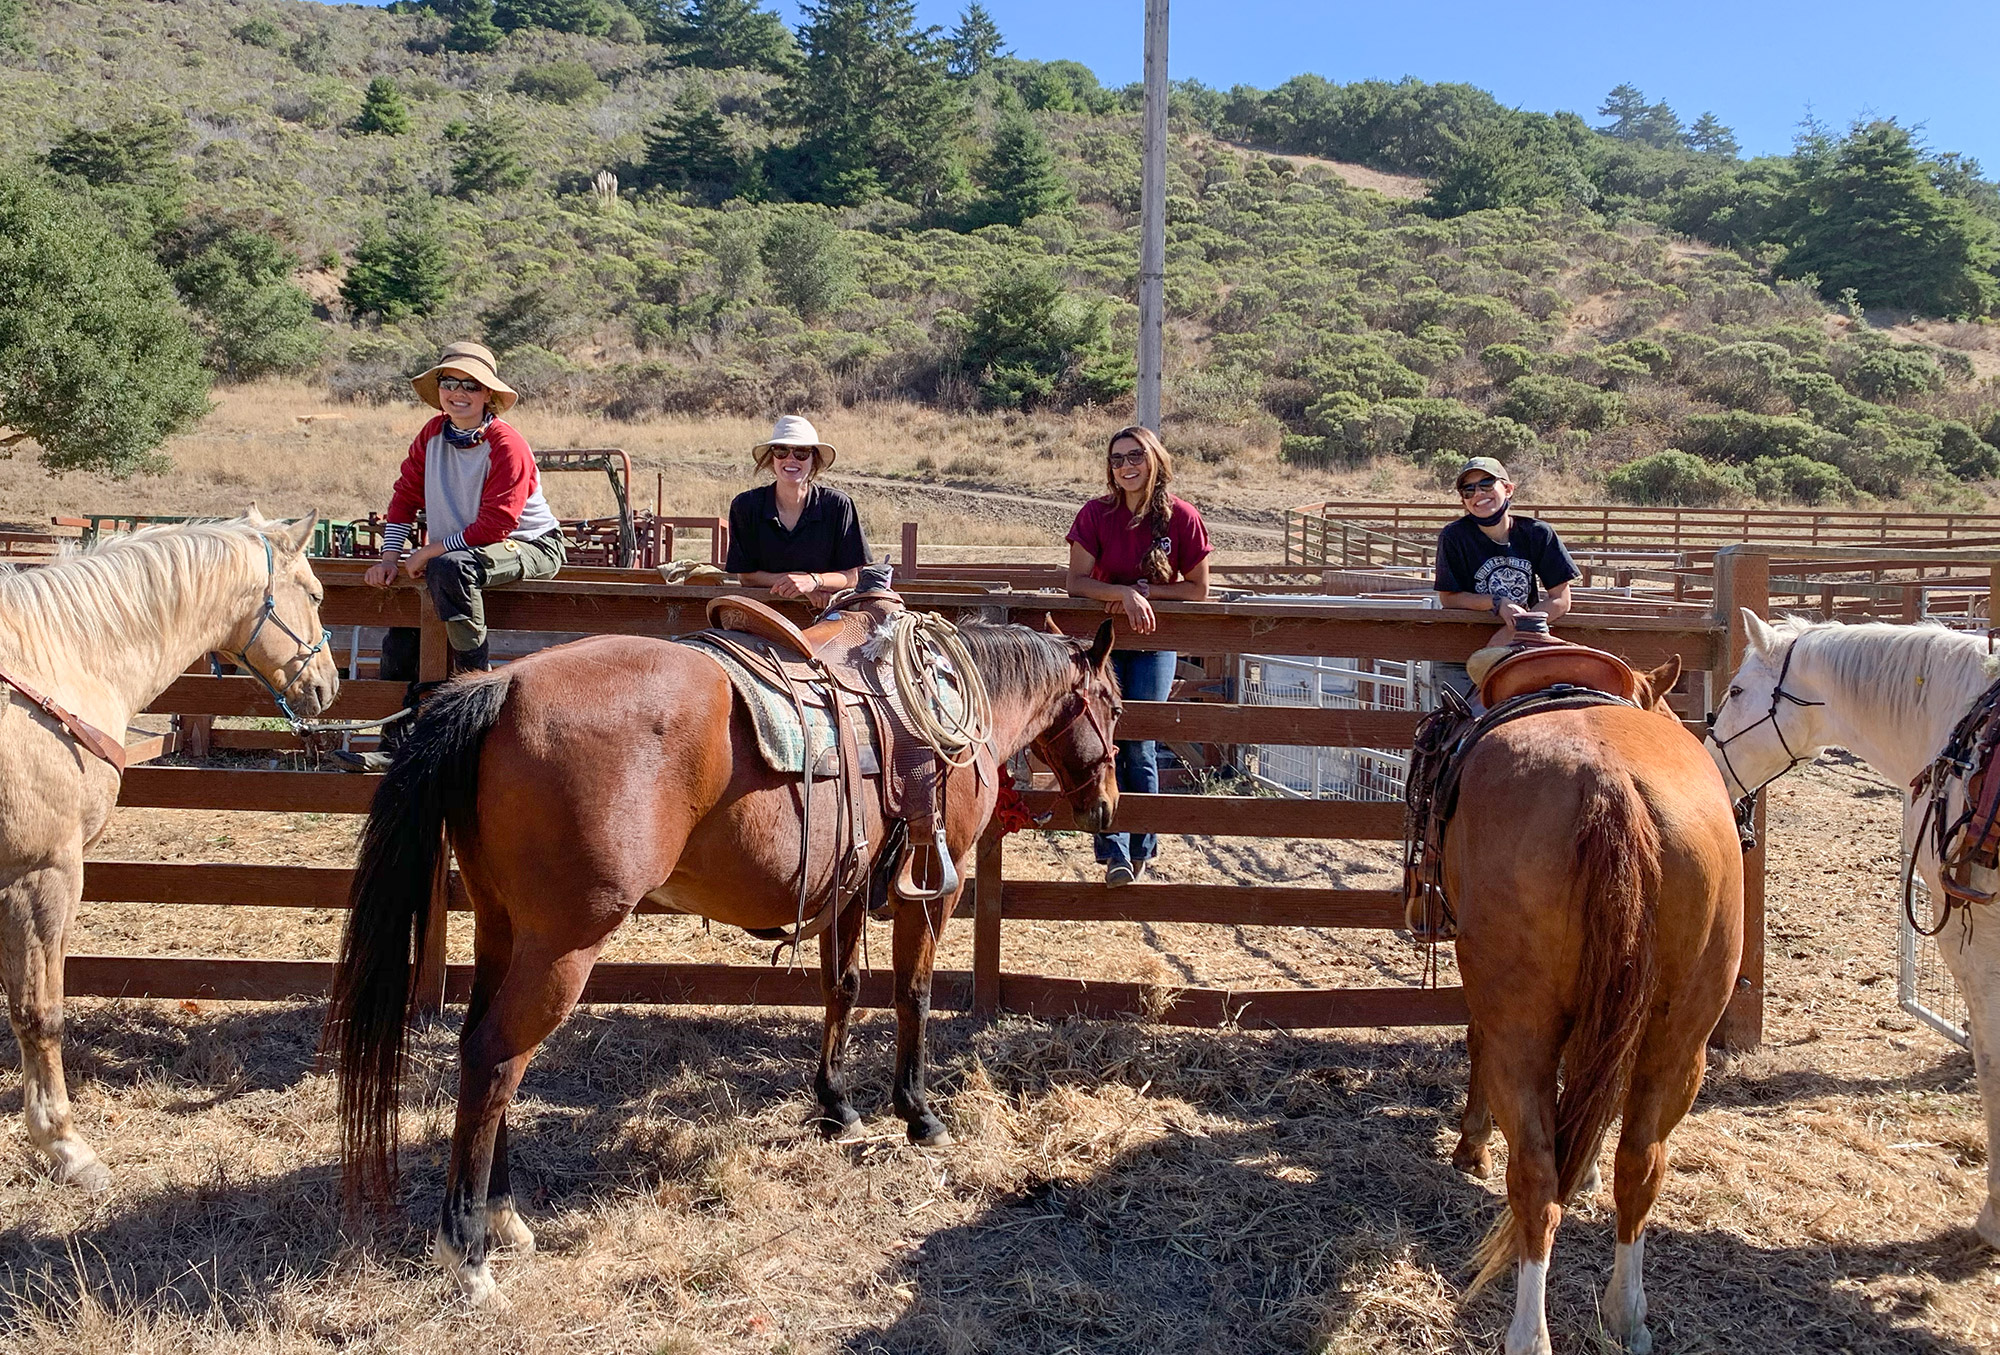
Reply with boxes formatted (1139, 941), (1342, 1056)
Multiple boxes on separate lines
(0, 757), (1985, 1352)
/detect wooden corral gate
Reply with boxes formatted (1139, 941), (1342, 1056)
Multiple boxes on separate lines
(80, 557), (1777, 1049)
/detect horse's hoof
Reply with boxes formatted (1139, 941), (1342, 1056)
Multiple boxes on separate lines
(908, 1121), (954, 1149)
(816, 1106), (864, 1142)
(1451, 1143), (1491, 1179)
(56, 1151), (112, 1197)
(487, 1205), (536, 1256)
(435, 1233), (507, 1310)
(1975, 1200), (2000, 1250)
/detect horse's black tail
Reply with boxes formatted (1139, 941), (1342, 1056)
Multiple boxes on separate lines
(325, 675), (512, 1207)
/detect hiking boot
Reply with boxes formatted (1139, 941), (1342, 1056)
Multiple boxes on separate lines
(448, 642), (491, 676)
(1104, 862), (1135, 888)
(325, 747), (395, 774)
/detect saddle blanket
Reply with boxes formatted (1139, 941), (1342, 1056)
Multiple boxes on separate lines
(678, 631), (966, 779)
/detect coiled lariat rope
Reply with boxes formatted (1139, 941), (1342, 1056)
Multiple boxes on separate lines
(885, 610), (991, 767)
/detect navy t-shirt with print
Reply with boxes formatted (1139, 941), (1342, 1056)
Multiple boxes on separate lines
(1432, 515), (1579, 610)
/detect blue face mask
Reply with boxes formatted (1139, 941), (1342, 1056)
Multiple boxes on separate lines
(1471, 498), (1511, 528)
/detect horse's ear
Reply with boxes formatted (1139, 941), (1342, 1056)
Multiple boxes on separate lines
(243, 502), (265, 527)
(1086, 619), (1115, 673)
(280, 510), (319, 557)
(1739, 608), (1777, 655)
(1640, 655), (1682, 708)
(1041, 612), (1065, 635)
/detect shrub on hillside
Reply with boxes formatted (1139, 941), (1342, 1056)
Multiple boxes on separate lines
(161, 223), (323, 378)
(0, 171), (209, 476)
(1496, 373), (1626, 432)
(1842, 343), (1943, 402)
(1604, 450), (1748, 506)
(1818, 424), (1949, 497)
(230, 16), (285, 48)
(1679, 411), (1825, 462)
(759, 211), (855, 323)
(960, 268), (1132, 411)
(1478, 342), (1538, 385)
(1744, 454), (1853, 504)
(511, 59), (601, 105)
(1941, 420), (2000, 479)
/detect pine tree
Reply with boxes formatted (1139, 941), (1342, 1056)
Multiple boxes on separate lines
(947, 3), (1003, 79)
(341, 206), (451, 320)
(676, 0), (798, 73)
(1686, 112), (1740, 158)
(639, 87), (742, 203)
(778, 0), (966, 210)
(1783, 121), (2000, 316)
(494, 0), (611, 35)
(450, 113), (532, 196)
(966, 112), (1069, 227)
(444, 0), (505, 53)
(355, 77), (412, 136)
(1596, 83), (1686, 149)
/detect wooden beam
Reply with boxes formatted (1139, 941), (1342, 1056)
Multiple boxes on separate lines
(147, 676), (404, 719)
(119, 767), (381, 813)
(1117, 702), (1422, 748)
(997, 881), (1404, 928)
(1024, 791), (1402, 839)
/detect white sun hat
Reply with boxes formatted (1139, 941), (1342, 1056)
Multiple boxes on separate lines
(752, 414), (837, 470)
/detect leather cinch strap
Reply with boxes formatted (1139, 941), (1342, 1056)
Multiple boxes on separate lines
(0, 662), (127, 775)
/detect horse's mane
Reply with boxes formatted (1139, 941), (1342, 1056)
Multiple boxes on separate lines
(0, 520), (261, 660)
(1774, 614), (1994, 725)
(955, 622), (1090, 706)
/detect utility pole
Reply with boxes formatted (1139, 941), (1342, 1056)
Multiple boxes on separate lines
(1136, 0), (1168, 431)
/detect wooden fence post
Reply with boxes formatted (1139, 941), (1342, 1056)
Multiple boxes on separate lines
(901, 521), (919, 581)
(1712, 546), (1769, 1051)
(973, 827), (1003, 1016)
(412, 592), (450, 1014)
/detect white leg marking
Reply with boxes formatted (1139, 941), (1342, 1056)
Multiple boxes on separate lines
(1602, 1233), (1652, 1353)
(434, 1229), (507, 1310)
(1506, 1256), (1553, 1355)
(487, 1202), (536, 1255)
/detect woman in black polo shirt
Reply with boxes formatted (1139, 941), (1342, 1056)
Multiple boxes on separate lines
(725, 415), (871, 601)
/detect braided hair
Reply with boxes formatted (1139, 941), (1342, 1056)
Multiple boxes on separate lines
(1103, 425), (1178, 586)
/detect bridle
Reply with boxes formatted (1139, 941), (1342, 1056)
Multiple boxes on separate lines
(1706, 634), (1826, 802)
(219, 535), (332, 731)
(1031, 682), (1119, 799)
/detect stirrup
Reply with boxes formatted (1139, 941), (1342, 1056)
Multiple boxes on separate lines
(893, 824), (959, 901)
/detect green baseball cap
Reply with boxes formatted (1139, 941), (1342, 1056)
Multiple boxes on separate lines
(1454, 456), (1510, 488)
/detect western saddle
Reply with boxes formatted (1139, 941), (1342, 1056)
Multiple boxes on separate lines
(680, 577), (986, 949)
(1401, 637), (1640, 941)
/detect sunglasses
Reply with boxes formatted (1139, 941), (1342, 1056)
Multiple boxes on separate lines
(1108, 450), (1149, 468)
(437, 377), (486, 392)
(1457, 476), (1501, 497)
(769, 446), (816, 462)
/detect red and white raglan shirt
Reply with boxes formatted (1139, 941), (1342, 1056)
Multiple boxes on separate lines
(380, 416), (559, 558)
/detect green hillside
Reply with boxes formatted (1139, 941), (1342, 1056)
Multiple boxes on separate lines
(3, 0), (1998, 506)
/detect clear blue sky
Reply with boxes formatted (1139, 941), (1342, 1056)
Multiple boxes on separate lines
(335, 1), (2000, 168)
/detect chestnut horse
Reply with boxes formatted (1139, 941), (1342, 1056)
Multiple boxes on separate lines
(1447, 658), (1743, 1355)
(329, 618), (1120, 1306)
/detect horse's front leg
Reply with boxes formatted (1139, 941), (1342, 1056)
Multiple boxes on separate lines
(1942, 914), (2000, 1248)
(890, 887), (958, 1148)
(0, 858), (110, 1194)
(814, 899), (868, 1140)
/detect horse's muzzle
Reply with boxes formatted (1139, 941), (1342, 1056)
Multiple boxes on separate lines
(1078, 791), (1117, 834)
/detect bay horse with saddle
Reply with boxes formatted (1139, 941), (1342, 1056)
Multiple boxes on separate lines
(1405, 625), (1742, 1355)
(327, 574), (1121, 1306)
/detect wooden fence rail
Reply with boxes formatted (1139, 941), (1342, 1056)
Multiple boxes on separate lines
(79, 557), (1748, 1039)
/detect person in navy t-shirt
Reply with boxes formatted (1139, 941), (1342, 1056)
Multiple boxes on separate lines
(1431, 456), (1579, 701)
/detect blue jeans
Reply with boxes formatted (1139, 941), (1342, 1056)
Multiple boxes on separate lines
(1095, 648), (1175, 867)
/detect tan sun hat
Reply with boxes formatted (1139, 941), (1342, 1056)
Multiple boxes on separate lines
(411, 341), (519, 414)
(752, 414), (836, 470)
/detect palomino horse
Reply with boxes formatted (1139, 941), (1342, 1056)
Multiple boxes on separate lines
(1448, 658), (1743, 1355)
(0, 513), (339, 1190)
(1709, 612), (2000, 1250)
(328, 618), (1120, 1306)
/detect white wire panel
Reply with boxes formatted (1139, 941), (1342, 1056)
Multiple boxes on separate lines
(1238, 653), (1421, 802)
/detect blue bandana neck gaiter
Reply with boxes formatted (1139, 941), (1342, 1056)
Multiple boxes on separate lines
(442, 413), (495, 449)
(1471, 498), (1511, 529)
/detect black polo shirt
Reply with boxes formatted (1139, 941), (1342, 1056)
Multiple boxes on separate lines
(725, 482), (871, 576)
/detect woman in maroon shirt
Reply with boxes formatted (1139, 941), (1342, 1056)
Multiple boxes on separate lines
(1064, 425), (1212, 885)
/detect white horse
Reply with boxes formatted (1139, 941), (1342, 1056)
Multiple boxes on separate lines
(0, 512), (339, 1190)
(1709, 611), (2000, 1248)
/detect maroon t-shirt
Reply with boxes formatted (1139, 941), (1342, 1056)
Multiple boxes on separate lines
(1066, 494), (1211, 585)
